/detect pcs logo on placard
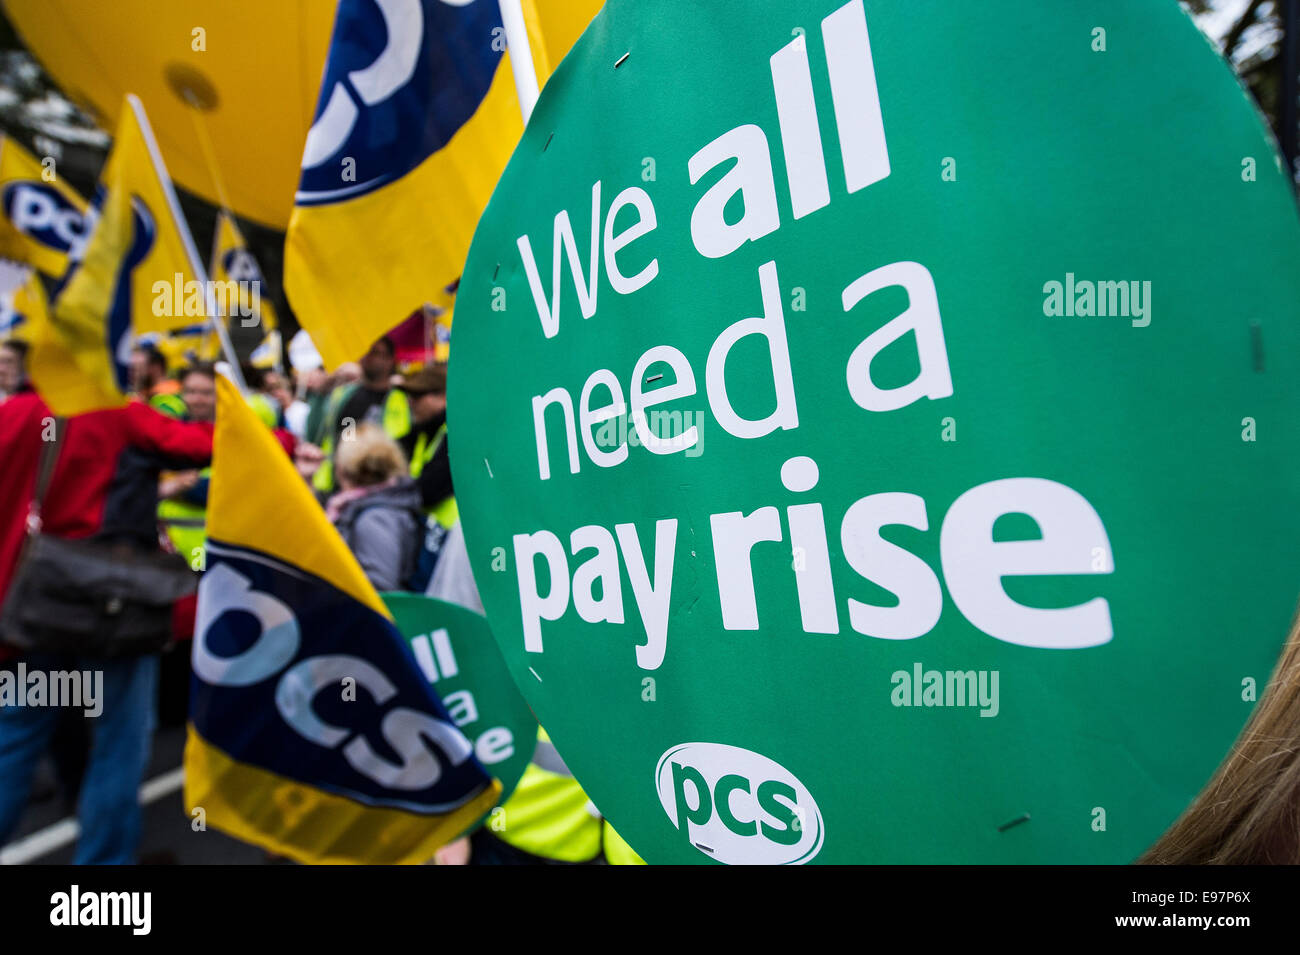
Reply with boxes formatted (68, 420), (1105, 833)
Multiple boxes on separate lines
(2, 181), (89, 258)
(296, 0), (502, 203)
(656, 742), (824, 864)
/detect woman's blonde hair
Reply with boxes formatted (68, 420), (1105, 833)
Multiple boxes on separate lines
(1141, 607), (1300, 864)
(334, 423), (408, 488)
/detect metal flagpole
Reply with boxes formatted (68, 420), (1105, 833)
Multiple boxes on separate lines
(186, 93), (236, 364)
(498, 0), (541, 125)
(126, 93), (247, 392)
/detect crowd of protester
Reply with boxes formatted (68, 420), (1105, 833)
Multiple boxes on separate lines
(0, 334), (453, 863)
(0, 326), (653, 866)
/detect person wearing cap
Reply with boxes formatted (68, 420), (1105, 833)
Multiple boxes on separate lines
(399, 362), (456, 529)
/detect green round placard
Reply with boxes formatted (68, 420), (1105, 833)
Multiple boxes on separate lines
(383, 593), (536, 830)
(449, 0), (1300, 863)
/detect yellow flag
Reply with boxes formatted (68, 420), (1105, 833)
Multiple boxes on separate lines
(21, 270), (127, 415)
(38, 95), (212, 412)
(185, 377), (500, 863)
(149, 322), (222, 372)
(433, 302), (453, 363)
(248, 328), (281, 371)
(533, 0), (604, 72)
(57, 93), (210, 348)
(0, 135), (89, 278)
(210, 211), (278, 334)
(284, 0), (602, 369)
(5, 0), (338, 230)
(211, 210), (281, 370)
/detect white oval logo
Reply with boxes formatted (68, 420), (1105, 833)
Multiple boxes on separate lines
(655, 742), (824, 864)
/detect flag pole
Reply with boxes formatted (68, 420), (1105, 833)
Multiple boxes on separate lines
(126, 93), (247, 392)
(498, 0), (540, 125)
(186, 95), (241, 364)
(198, 207), (223, 364)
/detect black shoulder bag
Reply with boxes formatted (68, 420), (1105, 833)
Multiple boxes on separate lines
(0, 418), (198, 658)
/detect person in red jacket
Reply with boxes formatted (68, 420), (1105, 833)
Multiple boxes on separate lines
(0, 384), (213, 864)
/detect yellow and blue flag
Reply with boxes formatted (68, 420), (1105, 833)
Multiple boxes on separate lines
(139, 321), (221, 374)
(0, 135), (89, 278)
(18, 269), (127, 413)
(248, 328), (282, 370)
(186, 376), (500, 864)
(31, 95), (210, 414)
(284, 0), (557, 369)
(0, 294), (21, 341)
(0, 264), (34, 340)
(210, 211), (278, 335)
(211, 210), (280, 369)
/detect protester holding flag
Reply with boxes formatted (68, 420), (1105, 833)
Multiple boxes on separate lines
(0, 389), (213, 863)
(178, 364), (217, 425)
(239, 365), (285, 431)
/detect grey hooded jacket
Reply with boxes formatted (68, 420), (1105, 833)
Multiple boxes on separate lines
(333, 477), (423, 592)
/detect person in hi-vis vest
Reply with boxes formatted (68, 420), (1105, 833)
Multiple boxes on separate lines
(427, 522), (644, 864)
(157, 364), (217, 563)
(130, 342), (185, 419)
(313, 336), (410, 495)
(472, 726), (644, 864)
(158, 366), (300, 564)
(398, 363), (458, 528)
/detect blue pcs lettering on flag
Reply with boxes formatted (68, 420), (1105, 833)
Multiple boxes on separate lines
(193, 543), (488, 814)
(184, 376), (500, 864)
(1, 181), (87, 260)
(0, 134), (91, 277)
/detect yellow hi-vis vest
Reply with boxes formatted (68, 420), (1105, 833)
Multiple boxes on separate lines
(149, 391), (186, 419)
(312, 385), (411, 494)
(603, 822), (646, 866)
(494, 728), (645, 864)
(495, 728), (602, 862)
(246, 391), (279, 429)
(158, 466), (210, 566)
(409, 422), (458, 528)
